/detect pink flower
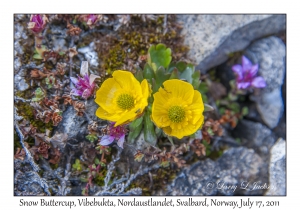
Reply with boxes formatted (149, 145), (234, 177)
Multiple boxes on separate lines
(27, 14), (48, 34)
(99, 122), (127, 149)
(232, 56), (266, 90)
(78, 14), (101, 28)
(70, 61), (100, 99)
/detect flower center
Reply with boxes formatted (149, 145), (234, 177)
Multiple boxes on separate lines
(168, 106), (185, 123)
(117, 94), (134, 110)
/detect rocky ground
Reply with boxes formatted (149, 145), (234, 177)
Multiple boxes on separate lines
(14, 14), (286, 196)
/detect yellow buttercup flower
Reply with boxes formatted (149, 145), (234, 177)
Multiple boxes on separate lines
(95, 70), (150, 126)
(152, 79), (204, 139)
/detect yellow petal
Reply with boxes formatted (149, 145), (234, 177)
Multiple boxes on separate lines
(162, 126), (172, 136)
(115, 109), (137, 126)
(162, 79), (194, 104)
(95, 78), (121, 113)
(141, 79), (150, 100)
(112, 70), (142, 96)
(95, 106), (120, 122)
(189, 90), (205, 124)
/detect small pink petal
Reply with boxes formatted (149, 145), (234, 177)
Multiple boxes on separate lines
(242, 56), (252, 70)
(237, 82), (251, 89)
(117, 135), (125, 149)
(249, 64), (259, 77)
(70, 89), (81, 96)
(251, 76), (266, 88)
(100, 135), (114, 146)
(70, 77), (79, 85)
(82, 89), (92, 99)
(232, 64), (243, 80)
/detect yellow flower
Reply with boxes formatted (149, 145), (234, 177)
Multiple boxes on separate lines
(95, 70), (150, 126)
(151, 79), (204, 139)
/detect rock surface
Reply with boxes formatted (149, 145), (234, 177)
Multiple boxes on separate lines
(178, 14), (286, 73)
(245, 36), (286, 128)
(156, 147), (268, 195)
(265, 138), (286, 195)
(233, 120), (276, 160)
(14, 160), (46, 195)
(54, 99), (102, 141)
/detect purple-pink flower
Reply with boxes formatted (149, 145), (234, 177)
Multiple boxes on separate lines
(27, 14), (48, 34)
(232, 56), (266, 90)
(70, 61), (100, 99)
(99, 122), (127, 149)
(78, 14), (101, 28)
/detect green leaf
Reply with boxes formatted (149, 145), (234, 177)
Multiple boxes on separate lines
(129, 116), (143, 130)
(207, 128), (214, 136)
(135, 68), (144, 83)
(94, 158), (100, 165)
(86, 134), (98, 142)
(32, 87), (45, 102)
(169, 68), (179, 79)
(198, 82), (209, 93)
(155, 127), (162, 137)
(155, 66), (170, 92)
(175, 61), (187, 73)
(143, 108), (157, 146)
(148, 44), (172, 70)
(204, 104), (214, 112)
(143, 63), (155, 81)
(127, 117), (144, 144)
(228, 102), (240, 114)
(58, 51), (65, 56)
(241, 107), (249, 116)
(72, 159), (82, 171)
(179, 64), (194, 83)
(167, 136), (174, 146)
(33, 53), (43, 60)
(192, 70), (201, 89)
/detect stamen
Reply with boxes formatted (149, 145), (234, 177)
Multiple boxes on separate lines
(168, 106), (185, 123)
(117, 94), (134, 110)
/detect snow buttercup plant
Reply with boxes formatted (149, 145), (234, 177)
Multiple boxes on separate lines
(95, 43), (212, 148)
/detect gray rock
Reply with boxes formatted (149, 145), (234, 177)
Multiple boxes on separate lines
(14, 160), (46, 196)
(245, 36), (286, 128)
(265, 138), (286, 195)
(78, 42), (99, 67)
(233, 120), (276, 160)
(178, 14), (286, 73)
(14, 68), (29, 91)
(54, 99), (101, 141)
(157, 147), (268, 195)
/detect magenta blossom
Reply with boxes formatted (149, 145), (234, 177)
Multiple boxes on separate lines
(78, 14), (101, 28)
(27, 14), (48, 34)
(70, 61), (100, 99)
(232, 56), (266, 89)
(99, 123), (127, 149)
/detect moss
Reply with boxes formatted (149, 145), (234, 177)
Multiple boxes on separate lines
(104, 45), (126, 74)
(88, 15), (189, 76)
(128, 166), (178, 195)
(50, 163), (59, 170)
(15, 100), (54, 134)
